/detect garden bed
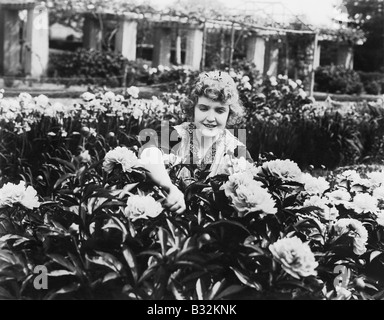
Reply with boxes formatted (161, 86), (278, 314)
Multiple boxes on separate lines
(1, 73), (384, 300)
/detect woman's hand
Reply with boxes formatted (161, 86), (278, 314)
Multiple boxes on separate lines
(163, 185), (186, 214)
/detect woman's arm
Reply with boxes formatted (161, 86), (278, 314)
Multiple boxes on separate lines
(139, 147), (186, 214)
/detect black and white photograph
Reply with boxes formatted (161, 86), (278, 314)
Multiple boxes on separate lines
(0, 0), (383, 302)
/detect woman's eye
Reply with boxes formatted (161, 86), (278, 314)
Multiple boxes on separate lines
(216, 109), (226, 114)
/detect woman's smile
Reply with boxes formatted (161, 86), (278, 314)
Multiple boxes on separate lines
(194, 96), (230, 138)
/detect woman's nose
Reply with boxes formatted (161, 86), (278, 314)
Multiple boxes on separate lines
(206, 111), (215, 121)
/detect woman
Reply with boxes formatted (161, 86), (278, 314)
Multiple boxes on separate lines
(140, 70), (253, 214)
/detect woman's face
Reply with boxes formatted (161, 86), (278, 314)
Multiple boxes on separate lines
(194, 96), (230, 138)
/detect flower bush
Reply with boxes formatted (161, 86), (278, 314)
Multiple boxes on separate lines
(1, 132), (384, 300)
(0, 87), (184, 185)
(315, 65), (364, 95)
(1, 80), (384, 299)
(48, 49), (147, 87)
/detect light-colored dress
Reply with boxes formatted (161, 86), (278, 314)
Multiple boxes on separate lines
(171, 122), (252, 182)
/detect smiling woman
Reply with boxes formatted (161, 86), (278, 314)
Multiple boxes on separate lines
(174, 70), (252, 173)
(139, 70), (254, 215)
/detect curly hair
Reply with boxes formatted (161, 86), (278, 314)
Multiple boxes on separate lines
(180, 70), (245, 126)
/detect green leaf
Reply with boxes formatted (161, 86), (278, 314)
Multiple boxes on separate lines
(54, 173), (76, 190)
(102, 272), (120, 283)
(102, 216), (128, 243)
(204, 220), (250, 235)
(158, 227), (168, 257)
(87, 251), (124, 273)
(370, 250), (382, 262)
(230, 267), (261, 291)
(137, 266), (158, 284)
(0, 250), (20, 265)
(215, 284), (244, 300)
(47, 254), (77, 273)
(122, 245), (138, 282)
(45, 283), (81, 300)
(207, 281), (224, 300)
(196, 278), (205, 300)
(93, 200), (126, 215)
(48, 270), (75, 277)
(51, 157), (76, 173)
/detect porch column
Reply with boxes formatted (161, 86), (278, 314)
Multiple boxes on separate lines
(24, 5), (49, 78)
(185, 28), (203, 70)
(246, 34), (266, 74)
(115, 18), (137, 61)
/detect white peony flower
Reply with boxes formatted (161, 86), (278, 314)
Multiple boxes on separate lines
(331, 218), (368, 256)
(288, 79), (297, 89)
(149, 68), (157, 75)
(373, 186), (384, 200)
(350, 177), (372, 193)
(241, 75), (250, 83)
(298, 88), (307, 99)
(77, 150), (91, 164)
(269, 76), (278, 86)
(258, 159), (302, 182)
(375, 210), (384, 227)
(127, 86), (140, 99)
(220, 172), (276, 217)
(325, 189), (351, 206)
(303, 196), (339, 221)
(367, 171), (384, 186)
(34, 94), (49, 107)
(269, 236), (318, 279)
(81, 92), (95, 101)
(132, 106), (143, 119)
(350, 193), (378, 214)
(243, 82), (252, 91)
(18, 92), (34, 106)
(104, 91), (115, 103)
(0, 181), (40, 210)
(301, 172), (330, 196)
(103, 146), (138, 174)
(336, 170), (361, 188)
(222, 155), (258, 176)
(124, 194), (163, 221)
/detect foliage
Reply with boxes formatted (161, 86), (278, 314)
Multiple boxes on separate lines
(3, 138), (384, 299)
(357, 71), (384, 95)
(318, 27), (366, 45)
(0, 88), (183, 185)
(46, 0), (158, 31)
(341, 0), (384, 72)
(241, 72), (384, 170)
(315, 65), (364, 95)
(48, 49), (142, 87)
(1, 88), (384, 299)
